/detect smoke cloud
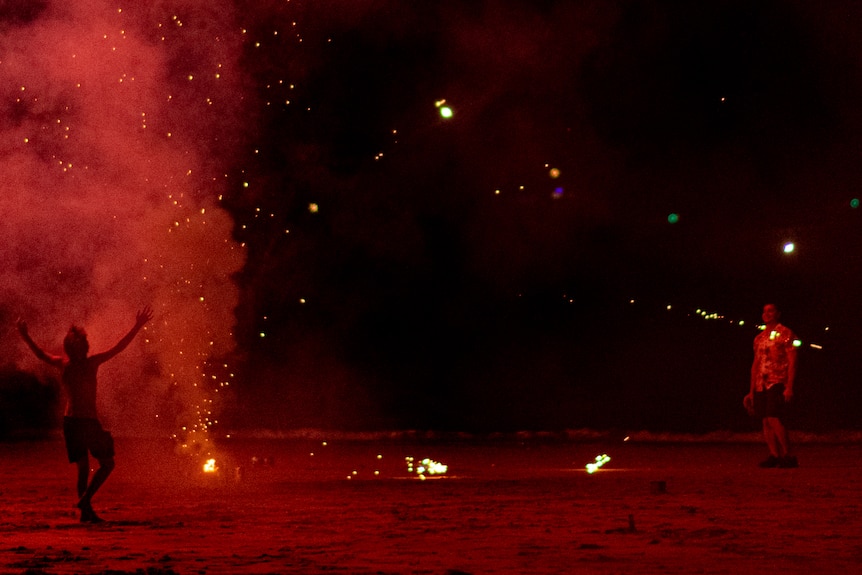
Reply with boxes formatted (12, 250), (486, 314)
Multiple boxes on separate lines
(1, 0), (249, 442)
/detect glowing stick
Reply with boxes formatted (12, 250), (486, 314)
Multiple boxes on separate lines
(586, 454), (610, 474)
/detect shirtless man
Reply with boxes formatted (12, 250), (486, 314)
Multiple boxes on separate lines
(17, 307), (153, 522)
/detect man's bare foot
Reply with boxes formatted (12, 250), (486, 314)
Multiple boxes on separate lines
(77, 500), (104, 523)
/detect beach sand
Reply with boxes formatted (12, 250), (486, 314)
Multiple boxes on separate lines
(2, 436), (862, 574)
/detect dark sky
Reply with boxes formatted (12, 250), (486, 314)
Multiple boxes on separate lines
(215, 0), (862, 432)
(5, 0), (862, 435)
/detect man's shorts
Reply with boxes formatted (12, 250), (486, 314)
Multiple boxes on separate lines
(753, 385), (786, 420)
(63, 417), (115, 463)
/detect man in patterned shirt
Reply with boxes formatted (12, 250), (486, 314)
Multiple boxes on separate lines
(743, 303), (798, 468)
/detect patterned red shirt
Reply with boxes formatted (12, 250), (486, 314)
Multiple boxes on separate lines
(753, 323), (797, 391)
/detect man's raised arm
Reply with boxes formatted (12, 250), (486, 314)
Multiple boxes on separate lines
(91, 307), (153, 364)
(17, 320), (64, 368)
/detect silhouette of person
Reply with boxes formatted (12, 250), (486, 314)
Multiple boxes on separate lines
(17, 307), (153, 522)
(743, 303), (798, 468)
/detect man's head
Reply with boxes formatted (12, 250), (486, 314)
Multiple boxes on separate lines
(762, 303), (781, 326)
(64, 326), (89, 360)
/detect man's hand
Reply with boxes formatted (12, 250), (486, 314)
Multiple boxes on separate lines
(743, 393), (755, 415)
(136, 306), (153, 328)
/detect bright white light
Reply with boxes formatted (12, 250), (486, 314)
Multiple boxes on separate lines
(783, 242), (795, 254)
(418, 458), (448, 475)
(406, 456), (448, 478)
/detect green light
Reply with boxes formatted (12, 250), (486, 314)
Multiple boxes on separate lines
(851, 198), (860, 209)
(435, 99), (453, 119)
(667, 213), (679, 224)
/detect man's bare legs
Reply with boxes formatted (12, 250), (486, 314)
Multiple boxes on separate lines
(75, 456), (115, 522)
(75, 458), (89, 499)
(762, 417), (796, 468)
(763, 417), (790, 456)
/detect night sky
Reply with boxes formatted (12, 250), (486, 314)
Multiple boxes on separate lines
(4, 1), (862, 437)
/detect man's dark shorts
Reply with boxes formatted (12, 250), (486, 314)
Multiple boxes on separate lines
(753, 385), (786, 420)
(63, 417), (114, 463)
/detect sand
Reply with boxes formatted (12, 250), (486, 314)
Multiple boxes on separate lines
(2, 436), (862, 574)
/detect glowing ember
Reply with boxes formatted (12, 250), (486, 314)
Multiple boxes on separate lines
(203, 458), (218, 473)
(586, 454), (610, 474)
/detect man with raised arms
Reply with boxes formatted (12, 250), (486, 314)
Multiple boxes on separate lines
(17, 307), (153, 522)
